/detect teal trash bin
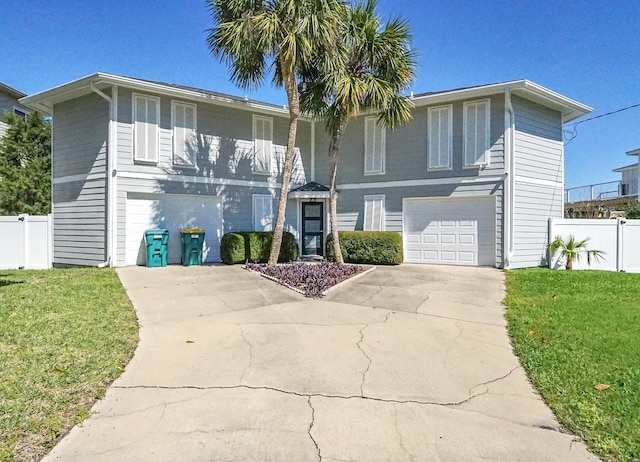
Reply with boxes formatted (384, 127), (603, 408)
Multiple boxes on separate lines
(145, 229), (169, 267)
(181, 228), (205, 266)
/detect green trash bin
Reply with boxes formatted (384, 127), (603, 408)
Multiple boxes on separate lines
(181, 228), (205, 266)
(145, 229), (169, 267)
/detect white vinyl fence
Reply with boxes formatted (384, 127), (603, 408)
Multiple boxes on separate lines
(0, 214), (53, 270)
(548, 218), (640, 272)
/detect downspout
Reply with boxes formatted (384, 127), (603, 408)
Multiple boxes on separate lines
(503, 88), (516, 268)
(310, 120), (316, 182)
(90, 81), (114, 268)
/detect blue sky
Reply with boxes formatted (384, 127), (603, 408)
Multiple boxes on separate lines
(1, 0), (638, 188)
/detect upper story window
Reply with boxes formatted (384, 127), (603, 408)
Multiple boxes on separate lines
(428, 105), (452, 170)
(253, 115), (272, 174)
(133, 94), (160, 163)
(13, 107), (27, 118)
(172, 101), (197, 168)
(464, 99), (491, 167)
(364, 117), (385, 175)
(363, 194), (385, 231)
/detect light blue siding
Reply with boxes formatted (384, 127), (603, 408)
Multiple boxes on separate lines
(52, 93), (110, 266)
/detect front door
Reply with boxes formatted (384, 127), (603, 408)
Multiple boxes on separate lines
(302, 202), (324, 256)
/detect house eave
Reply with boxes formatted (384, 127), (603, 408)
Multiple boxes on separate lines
(20, 72), (299, 119)
(0, 82), (26, 100)
(612, 163), (638, 172)
(412, 79), (591, 123)
(626, 148), (640, 157)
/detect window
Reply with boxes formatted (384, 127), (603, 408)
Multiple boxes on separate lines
(428, 105), (452, 170)
(13, 107), (27, 118)
(253, 115), (273, 174)
(364, 195), (385, 231)
(253, 194), (273, 231)
(364, 117), (385, 174)
(464, 99), (490, 167)
(133, 94), (160, 163)
(172, 101), (197, 167)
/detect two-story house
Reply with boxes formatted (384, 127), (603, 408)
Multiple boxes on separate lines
(0, 82), (29, 137)
(20, 73), (590, 268)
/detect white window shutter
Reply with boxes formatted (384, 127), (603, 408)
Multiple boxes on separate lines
(134, 95), (159, 163)
(365, 118), (385, 174)
(428, 106), (451, 170)
(364, 195), (385, 231)
(254, 116), (272, 174)
(464, 100), (490, 167)
(173, 102), (197, 166)
(253, 195), (273, 231)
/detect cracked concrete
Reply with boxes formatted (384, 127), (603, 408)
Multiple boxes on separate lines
(43, 264), (599, 461)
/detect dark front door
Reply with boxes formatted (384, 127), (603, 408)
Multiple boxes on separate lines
(302, 202), (324, 256)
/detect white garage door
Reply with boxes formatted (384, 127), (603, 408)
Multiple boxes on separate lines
(403, 197), (496, 266)
(126, 193), (222, 266)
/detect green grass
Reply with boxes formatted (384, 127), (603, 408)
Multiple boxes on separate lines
(0, 268), (138, 461)
(504, 268), (640, 461)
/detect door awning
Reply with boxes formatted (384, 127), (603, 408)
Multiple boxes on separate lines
(288, 181), (331, 199)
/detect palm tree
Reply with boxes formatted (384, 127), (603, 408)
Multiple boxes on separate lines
(547, 235), (605, 270)
(299, 0), (416, 263)
(206, 0), (344, 266)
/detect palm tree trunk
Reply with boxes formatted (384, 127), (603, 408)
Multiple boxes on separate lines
(268, 59), (299, 266)
(329, 118), (348, 264)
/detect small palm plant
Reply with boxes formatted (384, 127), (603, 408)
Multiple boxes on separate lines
(547, 235), (605, 270)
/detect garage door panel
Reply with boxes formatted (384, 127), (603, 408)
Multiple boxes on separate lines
(126, 193), (222, 266)
(403, 197), (495, 266)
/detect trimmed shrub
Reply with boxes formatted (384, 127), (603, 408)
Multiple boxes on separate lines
(220, 232), (245, 265)
(220, 231), (299, 264)
(327, 231), (403, 265)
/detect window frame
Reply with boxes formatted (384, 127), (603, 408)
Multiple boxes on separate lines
(363, 194), (386, 231)
(252, 115), (273, 175)
(364, 116), (386, 175)
(463, 99), (491, 168)
(132, 93), (161, 164)
(13, 106), (28, 118)
(171, 100), (198, 168)
(427, 104), (453, 171)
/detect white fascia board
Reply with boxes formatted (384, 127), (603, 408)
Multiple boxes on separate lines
(612, 163), (638, 172)
(412, 79), (591, 124)
(625, 148), (640, 157)
(20, 72), (302, 120)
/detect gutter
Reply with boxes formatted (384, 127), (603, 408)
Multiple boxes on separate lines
(503, 88), (516, 268)
(89, 81), (117, 268)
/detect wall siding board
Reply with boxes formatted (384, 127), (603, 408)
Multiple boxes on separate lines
(52, 93), (109, 266)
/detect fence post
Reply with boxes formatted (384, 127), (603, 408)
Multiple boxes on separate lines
(47, 213), (53, 269)
(548, 217), (555, 268)
(617, 217), (625, 272)
(18, 214), (28, 269)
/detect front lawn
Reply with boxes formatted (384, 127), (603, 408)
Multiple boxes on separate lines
(504, 268), (640, 461)
(0, 268), (138, 461)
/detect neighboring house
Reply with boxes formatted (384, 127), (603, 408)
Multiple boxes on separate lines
(20, 73), (590, 269)
(0, 82), (29, 137)
(613, 148), (640, 197)
(564, 147), (639, 218)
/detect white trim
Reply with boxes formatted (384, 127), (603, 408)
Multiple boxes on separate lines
(132, 93), (161, 164)
(364, 117), (386, 175)
(171, 100), (198, 168)
(111, 86), (119, 267)
(289, 191), (331, 199)
(338, 174), (505, 190)
(118, 170), (277, 189)
(364, 194), (385, 231)
(463, 99), (491, 168)
(427, 104), (453, 171)
(252, 114), (273, 175)
(514, 175), (563, 188)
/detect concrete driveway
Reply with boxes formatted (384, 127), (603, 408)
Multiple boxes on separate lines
(44, 264), (598, 461)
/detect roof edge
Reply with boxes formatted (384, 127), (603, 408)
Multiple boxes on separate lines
(412, 79), (591, 123)
(0, 82), (26, 99)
